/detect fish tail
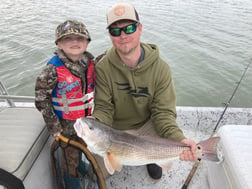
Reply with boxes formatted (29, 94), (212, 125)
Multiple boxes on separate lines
(197, 137), (222, 162)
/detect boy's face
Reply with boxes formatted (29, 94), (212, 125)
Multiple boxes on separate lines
(57, 34), (89, 61)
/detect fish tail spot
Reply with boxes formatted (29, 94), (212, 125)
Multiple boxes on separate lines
(197, 137), (222, 162)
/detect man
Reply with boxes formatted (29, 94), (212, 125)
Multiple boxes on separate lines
(91, 3), (197, 180)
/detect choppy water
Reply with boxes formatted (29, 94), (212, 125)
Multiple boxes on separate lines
(1, 0), (252, 107)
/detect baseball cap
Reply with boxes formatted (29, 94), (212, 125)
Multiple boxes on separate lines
(106, 3), (139, 28)
(55, 20), (91, 44)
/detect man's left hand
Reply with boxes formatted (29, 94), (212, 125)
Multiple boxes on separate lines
(179, 138), (198, 161)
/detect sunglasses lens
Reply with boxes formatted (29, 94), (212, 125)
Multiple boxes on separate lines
(124, 24), (136, 34)
(109, 23), (139, 37)
(109, 28), (121, 36)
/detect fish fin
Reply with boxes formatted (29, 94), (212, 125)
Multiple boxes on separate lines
(104, 152), (122, 174)
(103, 155), (115, 175)
(107, 152), (122, 172)
(158, 162), (173, 171)
(197, 137), (222, 162)
(125, 130), (139, 136)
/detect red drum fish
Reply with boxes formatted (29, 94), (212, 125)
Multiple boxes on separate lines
(74, 118), (221, 175)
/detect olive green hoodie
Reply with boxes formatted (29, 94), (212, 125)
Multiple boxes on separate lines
(92, 43), (185, 141)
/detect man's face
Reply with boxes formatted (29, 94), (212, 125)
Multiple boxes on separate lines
(108, 20), (142, 55)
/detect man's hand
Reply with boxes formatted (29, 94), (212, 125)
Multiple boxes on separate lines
(179, 138), (198, 161)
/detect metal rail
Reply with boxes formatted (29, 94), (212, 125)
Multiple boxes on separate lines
(0, 81), (16, 107)
(0, 95), (35, 100)
(0, 81), (35, 107)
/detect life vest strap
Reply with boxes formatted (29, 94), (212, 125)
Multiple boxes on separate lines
(52, 92), (94, 104)
(53, 99), (94, 112)
(62, 95), (69, 114)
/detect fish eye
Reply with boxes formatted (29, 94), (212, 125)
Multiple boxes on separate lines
(197, 146), (201, 150)
(89, 126), (94, 130)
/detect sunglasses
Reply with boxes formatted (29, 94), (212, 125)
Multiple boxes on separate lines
(109, 23), (140, 37)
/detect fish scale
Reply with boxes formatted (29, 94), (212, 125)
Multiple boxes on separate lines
(108, 137), (191, 165)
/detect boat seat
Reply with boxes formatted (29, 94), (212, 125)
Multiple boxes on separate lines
(208, 125), (252, 189)
(0, 107), (49, 180)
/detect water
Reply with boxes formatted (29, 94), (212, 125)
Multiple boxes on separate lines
(1, 0), (252, 107)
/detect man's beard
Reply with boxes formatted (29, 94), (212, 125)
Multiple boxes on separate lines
(117, 43), (138, 55)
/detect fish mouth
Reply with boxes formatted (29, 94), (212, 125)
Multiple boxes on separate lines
(74, 118), (85, 137)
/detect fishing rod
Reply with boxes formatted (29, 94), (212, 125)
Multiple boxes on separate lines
(181, 59), (252, 189)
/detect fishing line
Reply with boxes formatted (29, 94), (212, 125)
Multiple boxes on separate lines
(181, 58), (252, 189)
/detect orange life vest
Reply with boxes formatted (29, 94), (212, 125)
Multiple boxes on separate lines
(48, 55), (95, 120)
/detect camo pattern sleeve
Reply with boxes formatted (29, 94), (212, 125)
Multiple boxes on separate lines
(35, 64), (62, 134)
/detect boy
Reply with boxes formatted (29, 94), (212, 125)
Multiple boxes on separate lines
(35, 20), (95, 188)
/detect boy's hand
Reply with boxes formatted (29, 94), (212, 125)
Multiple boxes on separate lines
(53, 129), (63, 137)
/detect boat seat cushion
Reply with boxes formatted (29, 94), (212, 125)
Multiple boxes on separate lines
(0, 107), (49, 180)
(208, 125), (252, 189)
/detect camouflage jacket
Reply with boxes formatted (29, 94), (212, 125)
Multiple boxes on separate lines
(35, 49), (94, 136)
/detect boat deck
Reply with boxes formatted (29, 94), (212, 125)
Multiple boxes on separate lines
(1, 103), (252, 189)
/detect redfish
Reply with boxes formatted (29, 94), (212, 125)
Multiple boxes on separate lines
(74, 118), (221, 175)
